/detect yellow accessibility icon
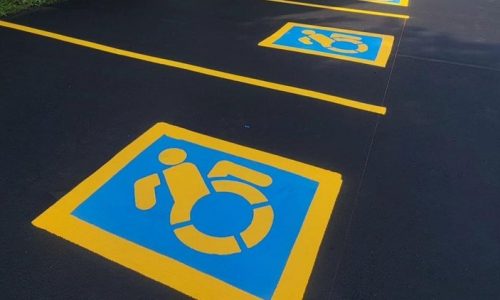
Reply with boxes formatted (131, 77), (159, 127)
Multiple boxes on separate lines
(299, 30), (369, 54)
(32, 123), (343, 300)
(259, 22), (395, 67)
(134, 148), (274, 255)
(361, 0), (409, 7)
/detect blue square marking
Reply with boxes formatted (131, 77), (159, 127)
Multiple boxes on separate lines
(273, 25), (383, 61)
(72, 135), (319, 299)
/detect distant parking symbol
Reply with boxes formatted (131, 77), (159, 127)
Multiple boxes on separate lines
(33, 123), (343, 300)
(361, 0), (409, 7)
(259, 22), (395, 67)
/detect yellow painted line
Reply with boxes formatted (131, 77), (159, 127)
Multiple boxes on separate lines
(266, 0), (410, 20)
(0, 20), (387, 115)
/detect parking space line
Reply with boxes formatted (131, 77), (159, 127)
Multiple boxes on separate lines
(0, 20), (387, 115)
(266, 0), (409, 19)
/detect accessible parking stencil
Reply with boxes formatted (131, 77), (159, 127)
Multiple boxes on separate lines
(360, 0), (409, 7)
(259, 22), (395, 67)
(32, 123), (343, 300)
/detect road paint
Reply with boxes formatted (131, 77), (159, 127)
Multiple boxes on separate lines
(32, 122), (343, 300)
(260, 22), (395, 67)
(361, 0), (409, 7)
(266, 0), (410, 19)
(0, 20), (387, 115)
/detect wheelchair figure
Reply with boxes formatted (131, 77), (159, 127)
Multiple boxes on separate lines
(134, 148), (274, 255)
(299, 29), (369, 54)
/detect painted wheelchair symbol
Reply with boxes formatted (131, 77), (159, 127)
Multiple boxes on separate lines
(133, 148), (274, 255)
(299, 29), (369, 54)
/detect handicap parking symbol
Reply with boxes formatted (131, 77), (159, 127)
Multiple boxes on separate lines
(361, 0), (409, 7)
(134, 147), (274, 255)
(33, 123), (343, 300)
(259, 22), (394, 67)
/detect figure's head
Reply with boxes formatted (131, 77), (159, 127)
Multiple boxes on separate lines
(159, 148), (187, 166)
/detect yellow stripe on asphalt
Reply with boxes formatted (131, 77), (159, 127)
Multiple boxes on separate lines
(266, 0), (410, 19)
(0, 20), (387, 115)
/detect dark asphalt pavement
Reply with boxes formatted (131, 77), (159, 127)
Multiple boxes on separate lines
(1, 0), (499, 299)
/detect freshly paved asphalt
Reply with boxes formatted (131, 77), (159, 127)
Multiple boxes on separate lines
(1, 0), (499, 299)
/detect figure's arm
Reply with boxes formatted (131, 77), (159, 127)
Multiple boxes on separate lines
(208, 161), (272, 187)
(134, 174), (161, 210)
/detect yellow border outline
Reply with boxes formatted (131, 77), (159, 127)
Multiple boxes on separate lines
(0, 20), (386, 115)
(266, 0), (409, 19)
(259, 22), (395, 68)
(361, 0), (409, 7)
(32, 122), (343, 300)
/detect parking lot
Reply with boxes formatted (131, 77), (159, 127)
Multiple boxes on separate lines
(1, 0), (499, 299)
